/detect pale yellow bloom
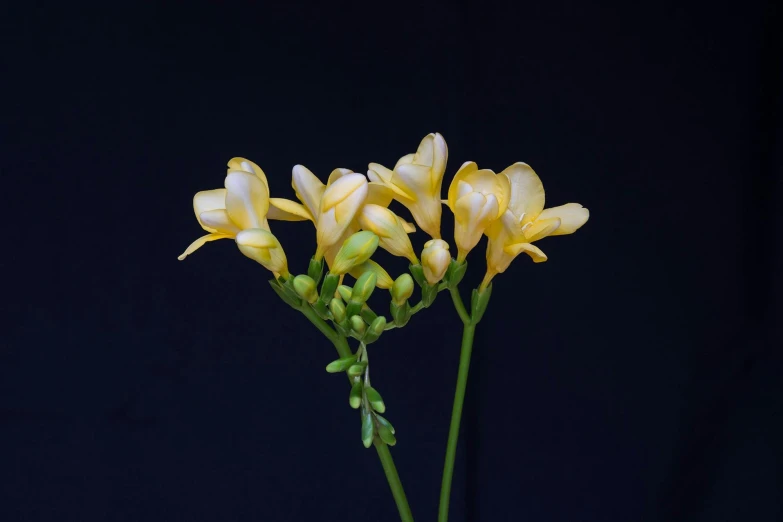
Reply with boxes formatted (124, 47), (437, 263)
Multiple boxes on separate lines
(236, 228), (289, 278)
(446, 161), (511, 262)
(358, 204), (419, 263)
(483, 162), (589, 287)
(368, 133), (447, 239)
(179, 158), (285, 270)
(420, 239), (451, 285)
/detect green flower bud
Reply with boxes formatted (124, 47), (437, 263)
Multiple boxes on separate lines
(293, 275), (318, 303)
(364, 386), (386, 414)
(363, 315), (386, 344)
(390, 301), (410, 327)
(319, 273), (340, 302)
(325, 354), (358, 373)
(329, 298), (347, 324)
(337, 285), (353, 302)
(361, 409), (374, 448)
(307, 256), (324, 285)
(390, 274), (414, 306)
(349, 315), (366, 336)
(376, 423), (396, 446)
(349, 381), (363, 409)
(330, 231), (379, 275)
(352, 271), (377, 304)
(347, 361), (367, 378)
(375, 414), (395, 434)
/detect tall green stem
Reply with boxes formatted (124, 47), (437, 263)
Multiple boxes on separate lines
(299, 303), (414, 521)
(375, 440), (415, 522)
(438, 290), (476, 522)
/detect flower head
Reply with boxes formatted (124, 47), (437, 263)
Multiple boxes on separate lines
(236, 228), (289, 278)
(483, 163), (589, 287)
(420, 239), (451, 285)
(446, 162), (511, 261)
(368, 133), (447, 239)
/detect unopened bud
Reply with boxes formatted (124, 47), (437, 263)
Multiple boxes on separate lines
(350, 315), (366, 336)
(293, 275), (318, 303)
(330, 231), (379, 275)
(390, 274), (414, 306)
(329, 298), (346, 323)
(352, 271), (377, 304)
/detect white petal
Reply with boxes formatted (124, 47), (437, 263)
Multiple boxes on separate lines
(193, 189), (227, 233)
(501, 163), (545, 223)
(268, 198), (313, 222)
(292, 165), (325, 218)
(199, 209), (241, 235)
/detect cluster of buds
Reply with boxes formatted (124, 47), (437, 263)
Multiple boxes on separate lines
(180, 133), (589, 446)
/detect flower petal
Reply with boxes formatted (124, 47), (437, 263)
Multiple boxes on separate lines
(268, 198), (312, 222)
(368, 163), (416, 200)
(501, 162), (545, 224)
(199, 209), (241, 235)
(178, 233), (232, 260)
(366, 182), (395, 208)
(537, 203), (589, 235)
(326, 168), (354, 187)
(227, 157), (268, 187)
(225, 171), (270, 230)
(193, 189), (227, 233)
(292, 165), (325, 218)
(447, 161), (478, 209)
(504, 242), (548, 263)
(523, 217), (561, 242)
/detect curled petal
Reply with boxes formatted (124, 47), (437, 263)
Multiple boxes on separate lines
(523, 217), (561, 242)
(193, 189), (227, 233)
(199, 209), (241, 236)
(501, 162), (545, 224)
(504, 242), (548, 263)
(227, 157), (268, 187)
(268, 198), (312, 222)
(349, 259), (394, 289)
(292, 165), (325, 218)
(178, 233), (233, 260)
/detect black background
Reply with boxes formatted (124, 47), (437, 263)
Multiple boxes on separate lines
(2, 1), (781, 521)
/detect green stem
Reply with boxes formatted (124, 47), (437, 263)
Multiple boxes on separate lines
(449, 286), (471, 325)
(375, 440), (415, 522)
(299, 303), (414, 521)
(438, 318), (476, 522)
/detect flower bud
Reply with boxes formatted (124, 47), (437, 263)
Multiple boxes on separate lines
(352, 271), (377, 304)
(329, 298), (347, 323)
(350, 315), (366, 336)
(337, 285), (353, 302)
(420, 239), (450, 285)
(236, 228), (289, 278)
(349, 381), (363, 409)
(293, 275), (318, 303)
(364, 386), (386, 414)
(349, 260), (394, 289)
(390, 301), (411, 327)
(358, 204), (418, 263)
(390, 274), (414, 306)
(347, 360), (368, 377)
(369, 316), (387, 337)
(330, 231), (379, 275)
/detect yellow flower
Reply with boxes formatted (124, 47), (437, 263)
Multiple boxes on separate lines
(179, 157), (274, 260)
(236, 228), (289, 278)
(368, 132), (447, 239)
(350, 260), (395, 289)
(446, 161), (511, 262)
(483, 162), (589, 287)
(358, 204), (419, 263)
(269, 166), (412, 277)
(420, 239), (451, 285)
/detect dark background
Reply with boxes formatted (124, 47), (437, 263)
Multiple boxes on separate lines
(2, 1), (781, 521)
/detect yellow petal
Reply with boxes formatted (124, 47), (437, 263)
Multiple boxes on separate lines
(500, 162), (545, 224)
(537, 203), (589, 235)
(523, 217), (561, 242)
(447, 161), (478, 209)
(236, 228), (289, 277)
(193, 189), (227, 233)
(401, 220), (416, 233)
(292, 165), (325, 218)
(224, 171), (269, 230)
(366, 182), (395, 208)
(227, 157), (268, 186)
(326, 168), (354, 187)
(394, 163), (431, 195)
(178, 233), (232, 260)
(199, 209), (241, 235)
(504, 242), (548, 263)
(394, 153), (416, 169)
(430, 133), (448, 192)
(349, 259), (394, 289)
(268, 198), (312, 221)
(358, 204), (418, 262)
(321, 173), (367, 212)
(368, 163), (416, 200)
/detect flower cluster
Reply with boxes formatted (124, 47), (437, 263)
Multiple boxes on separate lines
(180, 133), (589, 289)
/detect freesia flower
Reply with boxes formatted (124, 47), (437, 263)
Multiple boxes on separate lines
(368, 133), (447, 239)
(483, 162), (589, 288)
(236, 228), (289, 277)
(446, 161), (511, 261)
(179, 158), (282, 266)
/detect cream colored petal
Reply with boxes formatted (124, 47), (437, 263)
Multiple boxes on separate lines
(485, 232), (515, 274)
(321, 173), (367, 212)
(447, 161), (479, 209)
(501, 162), (545, 223)
(412, 134), (434, 166)
(199, 209), (241, 235)
(292, 164), (325, 218)
(430, 133), (448, 191)
(366, 182), (395, 208)
(524, 217), (561, 242)
(504, 242), (548, 263)
(268, 198), (313, 222)
(394, 153), (416, 169)
(178, 233), (232, 260)
(224, 171), (269, 230)
(401, 220), (416, 233)
(394, 163), (431, 195)
(326, 168), (354, 187)
(193, 189), (227, 233)
(368, 163), (416, 200)
(227, 157), (268, 186)
(537, 203), (589, 235)
(349, 259), (394, 289)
